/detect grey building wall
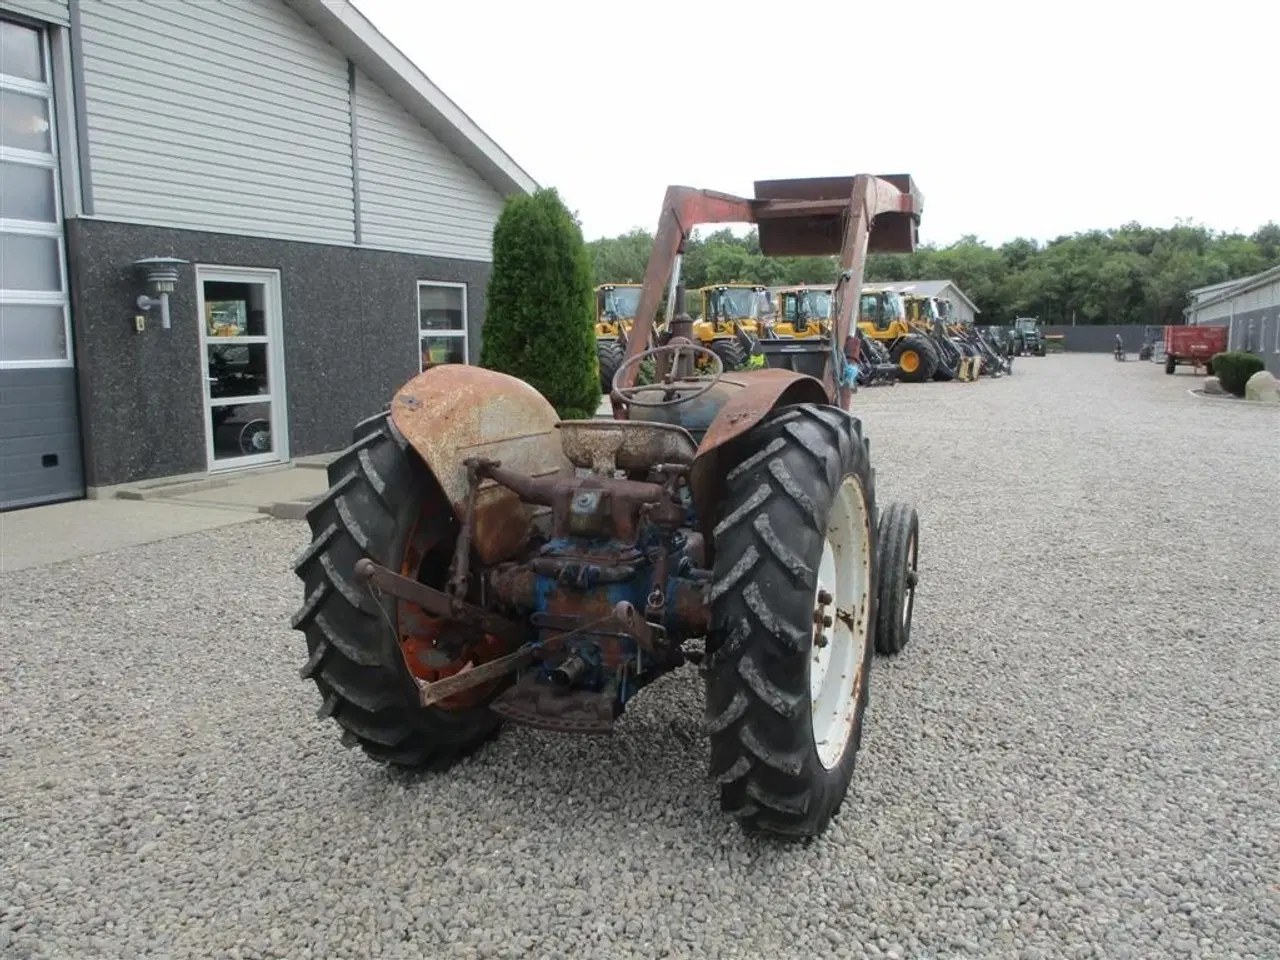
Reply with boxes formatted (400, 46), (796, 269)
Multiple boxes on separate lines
(0, 0), (67, 25)
(66, 218), (491, 489)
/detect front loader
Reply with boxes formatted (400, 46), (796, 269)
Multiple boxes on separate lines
(292, 174), (925, 840)
(858, 286), (940, 383)
(690, 283), (772, 371)
(594, 283), (645, 390)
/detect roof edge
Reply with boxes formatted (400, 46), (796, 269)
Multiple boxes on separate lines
(283, 0), (539, 198)
(1191, 263), (1280, 313)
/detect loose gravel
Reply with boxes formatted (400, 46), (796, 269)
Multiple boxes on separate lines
(2, 355), (1278, 960)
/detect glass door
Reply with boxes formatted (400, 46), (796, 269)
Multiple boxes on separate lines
(196, 267), (288, 470)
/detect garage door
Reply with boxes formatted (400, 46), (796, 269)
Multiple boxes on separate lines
(0, 14), (84, 510)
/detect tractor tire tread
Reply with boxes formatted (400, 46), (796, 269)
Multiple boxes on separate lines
(705, 403), (877, 839)
(874, 501), (919, 656)
(291, 410), (502, 771)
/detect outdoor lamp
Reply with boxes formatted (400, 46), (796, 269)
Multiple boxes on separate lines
(132, 256), (189, 330)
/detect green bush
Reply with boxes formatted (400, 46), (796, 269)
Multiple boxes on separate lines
(480, 188), (600, 419)
(1211, 350), (1265, 397)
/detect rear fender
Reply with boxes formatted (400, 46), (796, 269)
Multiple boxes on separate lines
(389, 366), (572, 566)
(689, 368), (830, 561)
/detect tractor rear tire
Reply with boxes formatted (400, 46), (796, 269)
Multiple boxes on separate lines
(710, 338), (748, 372)
(704, 403), (877, 839)
(891, 334), (939, 383)
(597, 339), (625, 392)
(292, 411), (504, 770)
(873, 502), (919, 656)
(1165, 355), (1176, 375)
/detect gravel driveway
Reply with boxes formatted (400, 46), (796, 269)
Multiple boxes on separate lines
(3, 355), (1277, 959)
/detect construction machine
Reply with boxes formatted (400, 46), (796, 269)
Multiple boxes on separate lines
(858, 285), (941, 382)
(687, 283), (772, 371)
(291, 173), (925, 840)
(595, 283), (644, 390)
(772, 284), (898, 385)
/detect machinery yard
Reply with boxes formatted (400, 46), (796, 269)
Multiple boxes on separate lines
(3, 355), (1277, 960)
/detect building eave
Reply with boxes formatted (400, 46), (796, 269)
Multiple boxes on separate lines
(283, 0), (539, 199)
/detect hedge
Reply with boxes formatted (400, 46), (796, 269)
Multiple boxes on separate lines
(1211, 351), (1265, 397)
(480, 188), (601, 420)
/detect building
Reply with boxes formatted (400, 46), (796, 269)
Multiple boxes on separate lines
(869, 279), (980, 325)
(0, 0), (536, 511)
(1185, 266), (1280, 377)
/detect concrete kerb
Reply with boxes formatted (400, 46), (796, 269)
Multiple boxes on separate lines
(1186, 388), (1280, 406)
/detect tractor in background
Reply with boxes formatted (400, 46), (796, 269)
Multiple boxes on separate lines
(292, 173), (926, 840)
(1012, 316), (1046, 356)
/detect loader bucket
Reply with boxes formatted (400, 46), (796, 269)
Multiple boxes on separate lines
(755, 338), (830, 380)
(753, 175), (921, 257)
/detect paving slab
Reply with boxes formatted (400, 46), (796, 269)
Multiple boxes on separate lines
(0, 498), (261, 573)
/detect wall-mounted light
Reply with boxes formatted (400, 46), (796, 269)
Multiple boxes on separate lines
(132, 256), (189, 330)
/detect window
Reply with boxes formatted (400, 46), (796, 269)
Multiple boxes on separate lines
(0, 17), (69, 369)
(418, 282), (467, 371)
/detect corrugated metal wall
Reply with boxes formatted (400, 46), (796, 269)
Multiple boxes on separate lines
(0, 0), (68, 26)
(77, 0), (356, 245)
(352, 68), (504, 262)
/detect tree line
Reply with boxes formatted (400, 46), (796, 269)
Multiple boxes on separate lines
(586, 221), (1280, 326)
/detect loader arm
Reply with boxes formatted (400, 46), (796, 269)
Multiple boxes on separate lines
(613, 175), (922, 417)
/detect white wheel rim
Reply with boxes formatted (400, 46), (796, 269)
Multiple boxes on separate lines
(809, 474), (872, 770)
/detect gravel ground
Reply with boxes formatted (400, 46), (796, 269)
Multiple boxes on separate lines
(3, 354), (1278, 960)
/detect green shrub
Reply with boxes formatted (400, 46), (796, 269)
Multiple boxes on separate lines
(480, 188), (600, 419)
(1211, 350), (1265, 397)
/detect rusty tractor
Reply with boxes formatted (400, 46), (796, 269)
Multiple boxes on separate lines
(292, 174), (925, 839)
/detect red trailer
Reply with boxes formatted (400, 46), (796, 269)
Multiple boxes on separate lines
(1164, 325), (1227, 375)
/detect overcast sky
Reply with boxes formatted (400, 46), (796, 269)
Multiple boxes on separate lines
(352, 0), (1278, 249)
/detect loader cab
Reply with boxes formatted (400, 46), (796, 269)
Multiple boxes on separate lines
(776, 286), (833, 336)
(859, 290), (906, 332)
(700, 284), (770, 329)
(595, 283), (642, 337)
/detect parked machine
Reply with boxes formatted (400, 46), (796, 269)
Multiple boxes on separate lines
(594, 283), (643, 391)
(1012, 317), (1046, 356)
(690, 283), (772, 371)
(768, 284), (898, 386)
(292, 173), (926, 840)
(1163, 324), (1227, 374)
(858, 286), (940, 382)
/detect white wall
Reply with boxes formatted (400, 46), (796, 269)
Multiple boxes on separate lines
(78, 0), (356, 244)
(353, 68), (504, 262)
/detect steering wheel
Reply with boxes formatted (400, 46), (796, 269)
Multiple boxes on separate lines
(611, 339), (724, 409)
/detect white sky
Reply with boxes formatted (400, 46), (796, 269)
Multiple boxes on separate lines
(352, 0), (1279, 248)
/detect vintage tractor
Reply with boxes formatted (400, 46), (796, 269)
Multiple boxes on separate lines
(594, 283), (643, 391)
(858, 286), (940, 382)
(292, 174), (925, 840)
(690, 283), (772, 371)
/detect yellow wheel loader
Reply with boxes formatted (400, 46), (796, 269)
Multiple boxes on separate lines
(771, 284), (834, 340)
(857, 286), (939, 382)
(595, 283), (643, 390)
(691, 284), (771, 371)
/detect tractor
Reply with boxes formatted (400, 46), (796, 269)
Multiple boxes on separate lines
(595, 283), (644, 391)
(292, 174), (925, 840)
(690, 283), (772, 371)
(1012, 316), (1046, 356)
(858, 285), (940, 382)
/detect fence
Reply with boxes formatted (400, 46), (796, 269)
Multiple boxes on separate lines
(1036, 325), (1152, 353)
